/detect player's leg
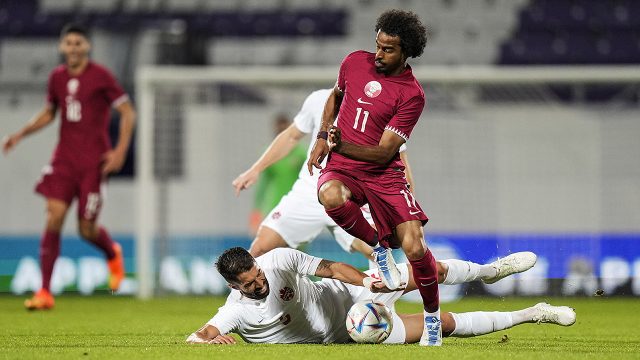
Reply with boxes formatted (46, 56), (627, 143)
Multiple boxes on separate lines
(440, 252), (537, 285)
(318, 176), (377, 246)
(399, 303), (575, 343)
(394, 221), (442, 346)
(25, 198), (69, 310)
(249, 226), (290, 257)
(77, 172), (123, 291)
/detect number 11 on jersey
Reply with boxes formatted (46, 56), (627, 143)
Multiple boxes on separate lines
(353, 107), (369, 132)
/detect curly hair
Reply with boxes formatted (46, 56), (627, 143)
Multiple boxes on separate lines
(215, 247), (255, 283)
(375, 9), (427, 58)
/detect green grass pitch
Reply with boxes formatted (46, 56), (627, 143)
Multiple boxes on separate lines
(1, 295), (638, 359)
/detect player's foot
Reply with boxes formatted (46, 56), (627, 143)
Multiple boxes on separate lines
(107, 242), (125, 291)
(481, 251), (537, 284)
(372, 246), (402, 290)
(419, 314), (442, 346)
(24, 288), (55, 310)
(531, 302), (576, 326)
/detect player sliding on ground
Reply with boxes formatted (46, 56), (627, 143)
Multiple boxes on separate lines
(186, 248), (575, 345)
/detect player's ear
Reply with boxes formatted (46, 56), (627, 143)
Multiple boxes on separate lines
(228, 283), (239, 291)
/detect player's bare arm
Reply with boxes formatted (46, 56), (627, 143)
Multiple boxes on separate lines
(314, 259), (402, 292)
(101, 100), (136, 175)
(399, 151), (415, 192)
(306, 86), (343, 175)
(2, 106), (57, 155)
(329, 127), (405, 165)
(186, 324), (236, 345)
(233, 123), (306, 196)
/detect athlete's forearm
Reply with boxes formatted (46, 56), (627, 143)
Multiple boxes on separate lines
(316, 259), (367, 287)
(113, 102), (136, 154)
(319, 88), (342, 132)
(250, 124), (304, 173)
(17, 107), (56, 138)
(335, 141), (396, 165)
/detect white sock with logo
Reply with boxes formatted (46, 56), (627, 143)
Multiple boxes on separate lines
(440, 259), (497, 285)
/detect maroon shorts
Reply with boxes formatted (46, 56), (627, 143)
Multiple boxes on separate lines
(35, 160), (104, 221)
(318, 169), (428, 249)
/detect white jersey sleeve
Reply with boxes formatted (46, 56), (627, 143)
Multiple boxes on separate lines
(206, 303), (244, 335)
(399, 143), (407, 152)
(293, 90), (328, 134)
(268, 248), (322, 276)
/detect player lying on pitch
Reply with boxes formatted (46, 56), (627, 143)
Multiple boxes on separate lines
(186, 247), (575, 345)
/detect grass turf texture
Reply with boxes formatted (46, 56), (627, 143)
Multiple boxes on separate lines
(1, 295), (638, 359)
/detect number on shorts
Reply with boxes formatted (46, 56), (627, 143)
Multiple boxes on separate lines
(400, 189), (417, 209)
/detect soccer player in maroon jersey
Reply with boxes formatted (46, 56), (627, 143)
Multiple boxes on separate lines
(2, 24), (136, 310)
(306, 10), (442, 345)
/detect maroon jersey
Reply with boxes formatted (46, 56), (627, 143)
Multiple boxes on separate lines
(46, 61), (128, 168)
(325, 51), (425, 175)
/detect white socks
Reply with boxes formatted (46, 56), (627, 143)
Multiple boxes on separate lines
(450, 311), (514, 337)
(440, 259), (497, 285)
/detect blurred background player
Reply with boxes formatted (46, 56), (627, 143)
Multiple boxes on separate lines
(1, 24), (136, 310)
(186, 247), (574, 345)
(248, 114), (306, 235)
(233, 88), (536, 285)
(307, 10), (441, 345)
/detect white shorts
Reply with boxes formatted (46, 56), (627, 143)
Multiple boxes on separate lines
(261, 181), (373, 252)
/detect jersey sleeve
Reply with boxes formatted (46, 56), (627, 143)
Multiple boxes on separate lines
(269, 248), (322, 276)
(385, 95), (425, 142)
(336, 53), (354, 93)
(46, 71), (58, 109)
(206, 304), (243, 335)
(293, 91), (322, 134)
(399, 143), (407, 153)
(101, 68), (128, 107)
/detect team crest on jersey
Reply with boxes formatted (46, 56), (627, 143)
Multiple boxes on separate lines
(364, 80), (382, 98)
(272, 211), (281, 220)
(67, 79), (79, 95)
(279, 286), (294, 301)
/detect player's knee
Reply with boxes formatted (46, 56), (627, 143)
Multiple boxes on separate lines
(318, 182), (347, 209)
(45, 211), (66, 232)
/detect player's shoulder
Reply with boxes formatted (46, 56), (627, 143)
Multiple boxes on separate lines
(86, 61), (117, 79)
(306, 88), (332, 104)
(257, 248), (304, 268)
(48, 65), (66, 79)
(344, 50), (374, 63)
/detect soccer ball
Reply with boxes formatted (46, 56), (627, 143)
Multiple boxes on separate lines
(345, 301), (393, 343)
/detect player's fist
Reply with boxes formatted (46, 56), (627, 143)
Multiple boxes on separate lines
(2, 133), (22, 155)
(101, 149), (126, 175)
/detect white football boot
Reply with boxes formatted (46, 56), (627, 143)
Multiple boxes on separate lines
(531, 302), (577, 326)
(419, 313), (442, 346)
(482, 251), (537, 284)
(372, 246), (402, 290)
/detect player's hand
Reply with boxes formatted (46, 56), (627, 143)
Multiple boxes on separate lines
(207, 335), (237, 345)
(306, 138), (329, 176)
(364, 277), (406, 293)
(2, 133), (22, 155)
(232, 168), (259, 196)
(328, 125), (342, 152)
(101, 149), (126, 175)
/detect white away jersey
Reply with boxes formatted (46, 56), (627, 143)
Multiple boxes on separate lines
(293, 88), (407, 189)
(206, 248), (356, 344)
